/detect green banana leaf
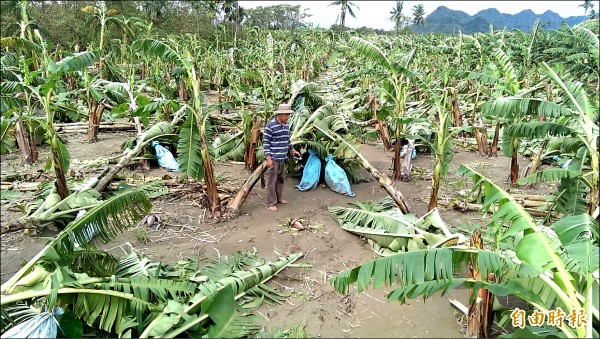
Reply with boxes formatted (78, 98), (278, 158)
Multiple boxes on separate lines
(329, 198), (466, 256)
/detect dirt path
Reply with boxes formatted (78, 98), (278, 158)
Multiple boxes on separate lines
(1, 130), (555, 337)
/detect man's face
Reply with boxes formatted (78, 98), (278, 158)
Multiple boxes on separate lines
(277, 113), (291, 123)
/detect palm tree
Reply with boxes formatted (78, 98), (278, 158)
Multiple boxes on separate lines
(328, 0), (359, 30)
(412, 3), (426, 27)
(579, 0), (595, 17)
(389, 1), (404, 34)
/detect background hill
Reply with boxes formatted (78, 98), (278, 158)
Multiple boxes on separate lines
(412, 6), (588, 34)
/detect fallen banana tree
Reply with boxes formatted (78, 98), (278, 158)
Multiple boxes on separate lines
(93, 118), (180, 193)
(0, 186), (303, 338)
(227, 77), (415, 217)
(321, 128), (415, 215)
(226, 127), (417, 217)
(445, 198), (556, 219)
(227, 162), (268, 216)
(0, 170), (167, 235)
(329, 197), (467, 256)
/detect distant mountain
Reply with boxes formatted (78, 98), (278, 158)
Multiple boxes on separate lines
(412, 6), (588, 34)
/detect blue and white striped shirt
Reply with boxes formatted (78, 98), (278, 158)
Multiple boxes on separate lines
(263, 118), (292, 161)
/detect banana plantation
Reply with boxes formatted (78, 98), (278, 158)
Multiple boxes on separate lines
(0, 1), (599, 338)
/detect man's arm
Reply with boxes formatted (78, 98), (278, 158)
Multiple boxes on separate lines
(263, 124), (273, 168)
(288, 128), (299, 157)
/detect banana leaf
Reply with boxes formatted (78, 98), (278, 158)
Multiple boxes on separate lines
(329, 198), (466, 256)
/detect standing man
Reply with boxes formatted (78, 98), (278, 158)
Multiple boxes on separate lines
(263, 103), (301, 211)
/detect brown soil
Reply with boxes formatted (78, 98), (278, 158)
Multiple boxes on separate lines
(0, 128), (557, 338)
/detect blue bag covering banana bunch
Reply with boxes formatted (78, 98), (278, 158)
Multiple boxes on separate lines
(151, 141), (179, 171)
(295, 149), (321, 191)
(324, 154), (356, 197)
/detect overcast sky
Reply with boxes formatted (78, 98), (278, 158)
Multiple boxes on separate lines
(240, 1), (588, 30)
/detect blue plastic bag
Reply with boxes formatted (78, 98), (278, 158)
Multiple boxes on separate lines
(151, 141), (179, 171)
(2, 307), (64, 338)
(295, 149), (321, 191)
(324, 155), (355, 197)
(400, 144), (417, 159)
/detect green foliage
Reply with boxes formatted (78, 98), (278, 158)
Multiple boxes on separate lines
(331, 166), (599, 338)
(0, 118), (16, 154)
(176, 109), (204, 181)
(131, 38), (183, 65)
(213, 132), (245, 161)
(244, 4), (311, 30)
(329, 198), (464, 255)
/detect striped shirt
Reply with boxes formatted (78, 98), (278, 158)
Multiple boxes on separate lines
(263, 118), (292, 161)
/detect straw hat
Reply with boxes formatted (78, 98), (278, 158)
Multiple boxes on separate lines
(275, 103), (294, 115)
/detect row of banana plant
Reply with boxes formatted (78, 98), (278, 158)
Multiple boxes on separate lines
(332, 19), (598, 216)
(2, 13), (597, 216)
(1, 19), (334, 220)
(322, 20), (599, 339)
(1, 6), (599, 338)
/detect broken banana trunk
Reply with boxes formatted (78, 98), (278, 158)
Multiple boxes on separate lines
(467, 230), (495, 338)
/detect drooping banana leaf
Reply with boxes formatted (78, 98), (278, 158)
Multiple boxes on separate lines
(212, 132), (245, 161)
(329, 198), (466, 256)
(115, 251), (161, 278)
(0, 118), (16, 155)
(176, 108), (204, 181)
(70, 248), (119, 277)
(141, 252), (303, 338)
(204, 284), (261, 338)
(1, 189), (152, 294)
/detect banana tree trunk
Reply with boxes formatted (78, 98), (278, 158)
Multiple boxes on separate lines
(524, 140), (547, 178)
(338, 138), (415, 215)
(51, 136), (69, 200)
(367, 94), (392, 151)
(94, 147), (140, 193)
(467, 230), (495, 338)
(164, 105), (172, 122)
(178, 78), (188, 101)
(92, 119), (169, 193)
(86, 101), (105, 142)
(488, 122), (500, 157)
(14, 118), (33, 165)
(428, 161), (442, 211)
(228, 162), (268, 216)
(392, 140), (403, 180)
(244, 115), (261, 170)
(474, 125), (489, 157)
(201, 144), (220, 216)
(360, 152), (414, 215)
(451, 94), (462, 136)
(510, 138), (519, 186)
(376, 121), (392, 151)
(133, 117), (151, 170)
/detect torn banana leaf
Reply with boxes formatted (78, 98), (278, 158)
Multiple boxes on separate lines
(329, 198), (466, 256)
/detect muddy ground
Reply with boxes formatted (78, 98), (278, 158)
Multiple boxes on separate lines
(0, 128), (556, 338)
